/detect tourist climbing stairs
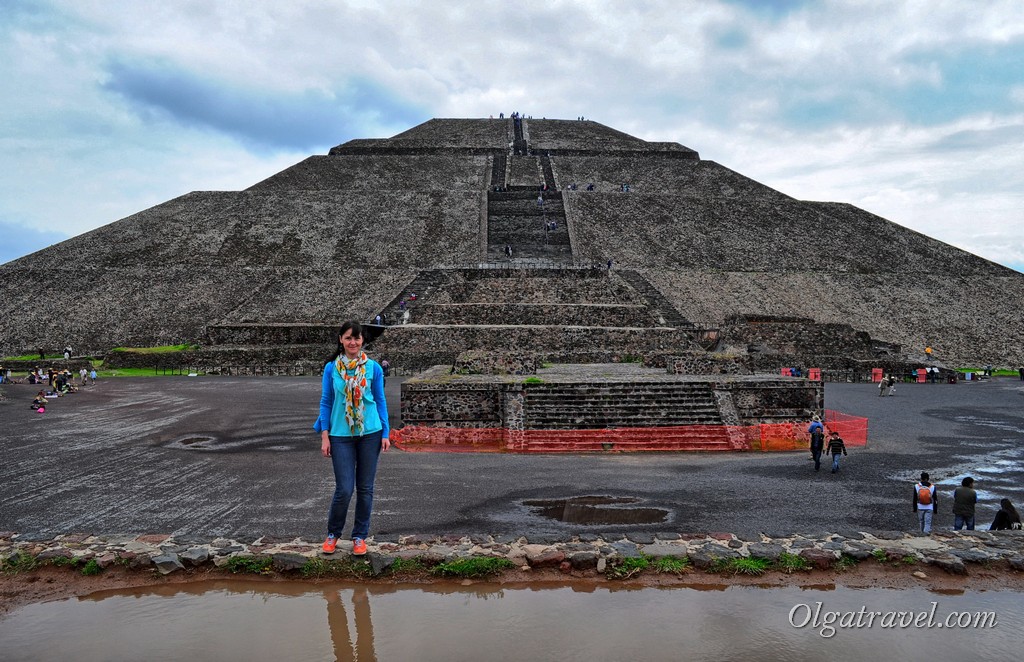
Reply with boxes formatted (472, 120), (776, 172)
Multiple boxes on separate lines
(377, 270), (447, 325)
(539, 154), (556, 190)
(512, 117), (527, 155)
(485, 191), (572, 263)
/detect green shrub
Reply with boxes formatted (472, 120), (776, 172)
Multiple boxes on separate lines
(775, 553), (811, 573)
(389, 557), (427, 574)
(226, 555), (273, 574)
(726, 557), (772, 576)
(430, 557), (515, 578)
(653, 556), (690, 574)
(523, 377), (544, 384)
(835, 554), (859, 571)
(80, 559), (102, 576)
(48, 555), (80, 567)
(606, 555), (650, 579)
(1, 552), (39, 574)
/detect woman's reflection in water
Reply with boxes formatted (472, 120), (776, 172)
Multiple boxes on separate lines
(326, 587), (377, 662)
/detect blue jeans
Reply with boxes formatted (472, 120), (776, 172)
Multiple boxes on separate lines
(327, 431), (382, 539)
(831, 453), (842, 472)
(918, 509), (933, 533)
(954, 514), (975, 531)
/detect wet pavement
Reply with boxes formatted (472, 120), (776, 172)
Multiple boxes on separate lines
(1, 375), (1022, 540)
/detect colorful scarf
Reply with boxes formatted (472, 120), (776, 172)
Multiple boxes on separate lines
(336, 351), (368, 433)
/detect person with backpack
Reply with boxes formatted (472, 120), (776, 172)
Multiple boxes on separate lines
(808, 416), (825, 471)
(914, 472), (938, 533)
(825, 431), (847, 473)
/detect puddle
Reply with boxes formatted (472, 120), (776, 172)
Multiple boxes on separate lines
(0, 581), (1021, 661)
(523, 495), (669, 525)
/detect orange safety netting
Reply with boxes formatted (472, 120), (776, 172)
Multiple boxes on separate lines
(392, 409), (869, 453)
(824, 409), (869, 447)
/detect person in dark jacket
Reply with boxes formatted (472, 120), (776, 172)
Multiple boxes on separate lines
(826, 431), (847, 474)
(808, 416), (825, 472)
(990, 498), (1022, 530)
(952, 476), (977, 530)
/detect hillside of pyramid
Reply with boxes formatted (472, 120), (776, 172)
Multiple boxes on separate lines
(1, 117), (1021, 368)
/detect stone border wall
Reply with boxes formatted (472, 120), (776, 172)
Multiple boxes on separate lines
(5, 530), (1020, 578)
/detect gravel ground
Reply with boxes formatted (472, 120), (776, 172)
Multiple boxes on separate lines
(1, 375), (1021, 541)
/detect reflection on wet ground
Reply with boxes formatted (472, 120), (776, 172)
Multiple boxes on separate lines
(522, 495), (669, 525)
(1, 581), (1021, 661)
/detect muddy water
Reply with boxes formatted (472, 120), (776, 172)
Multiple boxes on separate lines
(1, 582), (1021, 661)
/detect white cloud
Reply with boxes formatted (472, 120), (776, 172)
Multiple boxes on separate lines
(1, 0), (1022, 271)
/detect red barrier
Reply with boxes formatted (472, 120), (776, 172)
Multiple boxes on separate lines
(916, 368), (927, 383)
(781, 368), (792, 376)
(824, 410), (868, 447)
(808, 368), (821, 381)
(871, 368), (883, 382)
(393, 410), (869, 453)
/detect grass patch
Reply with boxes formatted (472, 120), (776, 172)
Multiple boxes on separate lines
(653, 556), (690, 574)
(900, 555), (918, 566)
(1, 552), (39, 575)
(109, 344), (199, 354)
(835, 554), (859, 571)
(225, 555), (274, 575)
(431, 556), (516, 578)
(606, 555), (651, 580)
(2, 353), (63, 361)
(80, 559), (103, 576)
(95, 367), (169, 378)
(523, 377), (544, 384)
(47, 555), (80, 568)
(725, 557), (772, 576)
(957, 368), (1016, 377)
(775, 553), (811, 574)
(871, 548), (888, 563)
(389, 557), (427, 574)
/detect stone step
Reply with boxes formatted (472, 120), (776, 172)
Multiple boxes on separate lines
(487, 228), (570, 243)
(486, 245), (573, 258)
(528, 414), (721, 424)
(525, 385), (715, 394)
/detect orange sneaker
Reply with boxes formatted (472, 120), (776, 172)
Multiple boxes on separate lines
(322, 535), (338, 554)
(352, 538), (367, 556)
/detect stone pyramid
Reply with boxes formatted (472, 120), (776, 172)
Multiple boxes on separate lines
(1, 117), (1021, 368)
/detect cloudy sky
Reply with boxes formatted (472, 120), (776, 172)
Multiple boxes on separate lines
(2, 0), (1022, 270)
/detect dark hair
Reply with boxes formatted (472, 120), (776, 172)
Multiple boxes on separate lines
(1000, 499), (1020, 519)
(327, 320), (364, 362)
(961, 477), (974, 487)
(920, 472), (930, 482)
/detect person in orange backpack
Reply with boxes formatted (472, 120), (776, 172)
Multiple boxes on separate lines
(913, 472), (938, 533)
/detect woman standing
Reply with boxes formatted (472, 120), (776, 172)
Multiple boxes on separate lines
(313, 321), (390, 555)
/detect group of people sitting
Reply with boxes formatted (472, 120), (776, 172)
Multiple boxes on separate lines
(26, 366), (96, 411)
